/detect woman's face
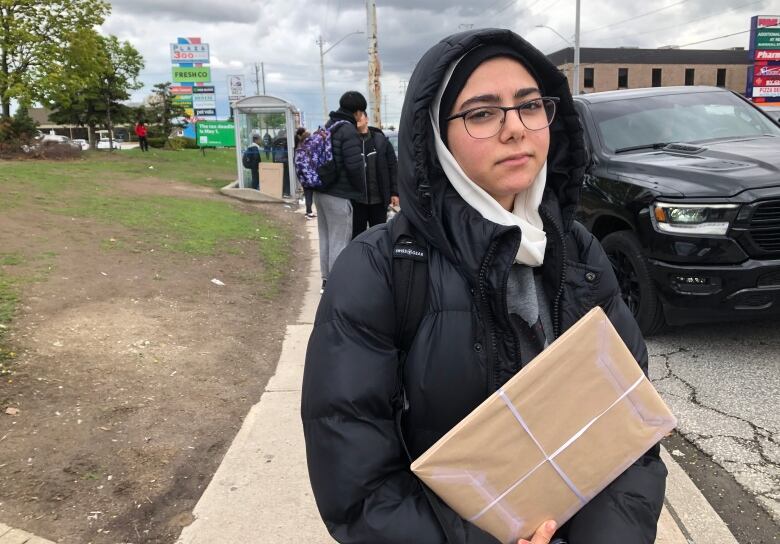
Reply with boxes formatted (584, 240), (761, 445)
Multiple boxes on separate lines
(446, 57), (550, 211)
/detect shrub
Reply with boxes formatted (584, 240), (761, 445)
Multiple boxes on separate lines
(147, 136), (166, 148)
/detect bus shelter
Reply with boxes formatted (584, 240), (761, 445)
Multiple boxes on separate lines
(232, 95), (299, 199)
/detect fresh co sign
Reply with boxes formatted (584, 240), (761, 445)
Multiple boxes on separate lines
(172, 66), (211, 83)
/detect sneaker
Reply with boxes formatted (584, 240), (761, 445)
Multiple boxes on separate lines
(305, 212), (316, 219)
(320, 279), (326, 294)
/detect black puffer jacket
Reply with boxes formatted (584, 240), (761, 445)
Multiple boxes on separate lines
(323, 108), (364, 200)
(302, 28), (666, 544)
(366, 126), (399, 206)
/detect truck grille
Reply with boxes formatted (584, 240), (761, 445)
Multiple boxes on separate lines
(748, 200), (780, 253)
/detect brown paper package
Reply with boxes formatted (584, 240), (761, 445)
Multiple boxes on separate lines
(410, 306), (676, 544)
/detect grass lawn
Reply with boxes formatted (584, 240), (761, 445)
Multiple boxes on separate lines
(0, 148), (291, 357)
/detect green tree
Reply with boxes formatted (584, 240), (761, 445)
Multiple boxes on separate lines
(148, 82), (187, 147)
(0, 0), (110, 118)
(48, 33), (144, 149)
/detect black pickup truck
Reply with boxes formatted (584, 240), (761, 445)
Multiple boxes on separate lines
(573, 86), (780, 335)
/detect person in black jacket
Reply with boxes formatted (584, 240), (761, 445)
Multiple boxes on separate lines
(302, 28), (666, 544)
(352, 110), (400, 238)
(313, 91), (366, 293)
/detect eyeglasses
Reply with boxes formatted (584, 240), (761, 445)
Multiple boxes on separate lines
(446, 96), (559, 139)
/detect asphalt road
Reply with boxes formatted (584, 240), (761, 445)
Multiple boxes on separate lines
(647, 317), (780, 540)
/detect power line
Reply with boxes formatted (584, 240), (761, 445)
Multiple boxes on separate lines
(582, 0), (691, 35)
(587, 0), (764, 45)
(676, 28), (752, 48)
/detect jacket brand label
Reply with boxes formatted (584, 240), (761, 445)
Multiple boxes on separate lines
(394, 246), (427, 261)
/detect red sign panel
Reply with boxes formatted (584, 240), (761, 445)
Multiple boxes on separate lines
(170, 85), (193, 95)
(755, 65), (780, 76)
(756, 50), (780, 60)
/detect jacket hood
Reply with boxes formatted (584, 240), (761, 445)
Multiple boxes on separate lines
(397, 28), (587, 267)
(327, 108), (357, 128)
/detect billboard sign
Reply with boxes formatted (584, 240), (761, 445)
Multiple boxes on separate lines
(170, 85), (194, 95)
(194, 108), (217, 117)
(172, 94), (193, 106)
(172, 66), (211, 83)
(228, 74), (246, 100)
(170, 42), (210, 63)
(192, 85), (215, 94)
(748, 15), (780, 103)
(196, 121), (236, 147)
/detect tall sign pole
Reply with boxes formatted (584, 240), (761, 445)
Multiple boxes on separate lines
(366, 0), (382, 127)
(573, 0), (581, 96)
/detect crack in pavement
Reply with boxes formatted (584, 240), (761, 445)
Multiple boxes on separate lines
(651, 348), (780, 520)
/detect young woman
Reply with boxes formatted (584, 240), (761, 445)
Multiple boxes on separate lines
(302, 28), (666, 544)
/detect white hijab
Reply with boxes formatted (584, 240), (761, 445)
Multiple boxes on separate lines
(429, 56), (548, 267)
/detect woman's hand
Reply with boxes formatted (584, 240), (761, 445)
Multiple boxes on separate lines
(517, 520), (557, 544)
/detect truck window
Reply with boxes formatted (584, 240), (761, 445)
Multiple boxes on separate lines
(589, 90), (780, 152)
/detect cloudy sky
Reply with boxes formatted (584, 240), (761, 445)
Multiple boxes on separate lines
(100, 0), (773, 128)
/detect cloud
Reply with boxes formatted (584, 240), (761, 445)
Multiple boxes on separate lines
(108, 0), (259, 24)
(98, 0), (764, 128)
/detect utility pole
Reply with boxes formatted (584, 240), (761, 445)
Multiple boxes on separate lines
(573, 0), (581, 96)
(261, 62), (266, 94)
(318, 35), (327, 122)
(366, 0), (382, 127)
(318, 31), (364, 125)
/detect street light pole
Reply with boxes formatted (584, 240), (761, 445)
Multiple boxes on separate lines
(535, 25), (575, 90)
(318, 30), (364, 125)
(573, 0), (581, 96)
(318, 36), (327, 121)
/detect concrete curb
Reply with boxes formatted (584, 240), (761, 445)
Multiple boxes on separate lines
(0, 524), (56, 544)
(176, 208), (737, 543)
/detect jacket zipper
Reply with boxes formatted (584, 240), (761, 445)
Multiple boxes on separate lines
(361, 138), (368, 202)
(540, 207), (567, 339)
(478, 239), (500, 393)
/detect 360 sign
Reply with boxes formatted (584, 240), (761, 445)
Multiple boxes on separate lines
(172, 67), (211, 83)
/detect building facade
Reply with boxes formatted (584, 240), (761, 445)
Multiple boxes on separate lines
(547, 47), (751, 95)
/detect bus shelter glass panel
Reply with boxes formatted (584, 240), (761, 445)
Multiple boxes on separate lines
(237, 110), (292, 196)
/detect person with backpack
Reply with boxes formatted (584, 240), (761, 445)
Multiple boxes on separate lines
(302, 29), (666, 544)
(242, 134), (262, 190)
(311, 91), (366, 293)
(351, 110), (400, 238)
(294, 127), (316, 219)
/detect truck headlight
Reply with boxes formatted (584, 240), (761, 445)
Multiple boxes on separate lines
(652, 202), (739, 235)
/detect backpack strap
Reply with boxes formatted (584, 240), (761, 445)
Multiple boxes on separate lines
(390, 214), (459, 544)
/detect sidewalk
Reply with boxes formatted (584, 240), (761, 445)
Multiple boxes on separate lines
(176, 213), (738, 544)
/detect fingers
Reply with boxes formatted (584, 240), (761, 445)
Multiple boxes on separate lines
(518, 520), (557, 544)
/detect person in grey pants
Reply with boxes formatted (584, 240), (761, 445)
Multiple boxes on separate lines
(314, 91), (367, 292)
(314, 192), (353, 291)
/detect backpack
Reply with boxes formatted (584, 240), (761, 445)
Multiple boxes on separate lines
(294, 121), (348, 189)
(242, 145), (259, 169)
(388, 213), (460, 544)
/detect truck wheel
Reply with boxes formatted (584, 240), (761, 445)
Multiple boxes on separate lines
(601, 231), (666, 336)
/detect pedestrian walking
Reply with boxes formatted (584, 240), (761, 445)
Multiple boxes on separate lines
(135, 121), (149, 152)
(351, 110), (400, 238)
(302, 28), (666, 544)
(312, 90), (366, 293)
(294, 127), (316, 219)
